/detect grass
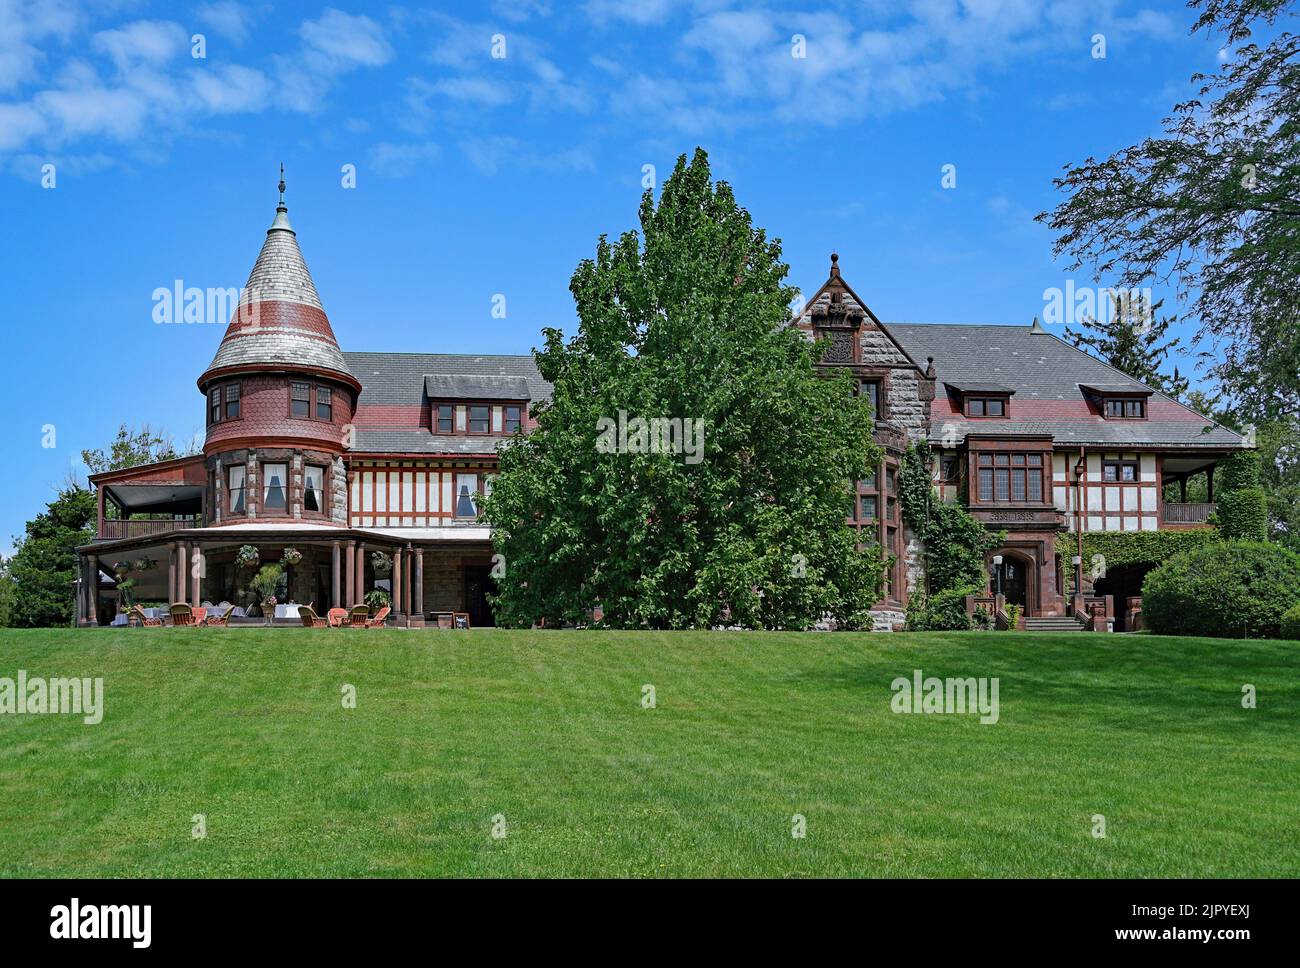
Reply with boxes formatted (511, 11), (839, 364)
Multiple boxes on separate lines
(0, 626), (1296, 878)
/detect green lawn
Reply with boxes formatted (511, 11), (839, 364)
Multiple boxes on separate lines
(0, 627), (1296, 877)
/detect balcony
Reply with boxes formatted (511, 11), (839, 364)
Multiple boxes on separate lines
(1162, 502), (1215, 526)
(96, 517), (203, 541)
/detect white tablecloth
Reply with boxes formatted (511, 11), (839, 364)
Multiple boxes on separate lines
(274, 603), (301, 620)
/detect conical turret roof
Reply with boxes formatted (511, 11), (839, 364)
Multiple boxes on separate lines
(199, 183), (358, 391)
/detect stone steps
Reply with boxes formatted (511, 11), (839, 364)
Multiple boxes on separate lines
(1023, 616), (1086, 632)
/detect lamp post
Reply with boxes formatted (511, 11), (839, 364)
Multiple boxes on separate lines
(992, 554), (1003, 599)
(1072, 554), (1082, 601)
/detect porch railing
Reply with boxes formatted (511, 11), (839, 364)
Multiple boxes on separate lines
(1162, 502), (1216, 525)
(97, 517), (203, 541)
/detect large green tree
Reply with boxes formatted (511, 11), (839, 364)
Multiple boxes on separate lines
(1039, 0), (1300, 419)
(482, 149), (884, 630)
(4, 486), (96, 627)
(81, 423), (196, 476)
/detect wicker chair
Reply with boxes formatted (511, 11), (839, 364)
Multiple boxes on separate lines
(130, 605), (163, 627)
(169, 603), (194, 626)
(365, 605), (391, 628)
(327, 608), (349, 628)
(348, 604), (370, 627)
(298, 605), (328, 628)
(205, 611), (230, 627)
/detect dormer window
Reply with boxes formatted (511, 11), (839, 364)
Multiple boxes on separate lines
(1105, 398), (1146, 418)
(966, 396), (1007, 417)
(435, 404), (454, 434)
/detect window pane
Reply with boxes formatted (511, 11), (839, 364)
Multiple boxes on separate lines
(437, 404), (453, 433)
(1122, 464), (1136, 482)
(862, 470), (877, 490)
(978, 454), (992, 466)
(228, 465), (245, 514)
(995, 454), (1009, 466)
(210, 388), (221, 423)
(987, 398), (1004, 416)
(1028, 454), (1042, 466)
(995, 469), (1009, 501)
(969, 399), (984, 416)
(1012, 469), (1026, 501)
(316, 387), (332, 420)
(263, 463), (287, 511)
(1028, 471), (1042, 502)
(291, 383), (310, 417)
(304, 465), (325, 512)
(861, 495), (877, 521)
(979, 468), (993, 501)
(1012, 454), (1025, 466)
(455, 473), (478, 517)
(468, 406), (489, 433)
(505, 405), (522, 433)
(225, 383), (240, 419)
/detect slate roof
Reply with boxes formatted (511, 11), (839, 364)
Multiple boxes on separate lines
(343, 352), (551, 406)
(424, 374), (531, 400)
(346, 430), (512, 455)
(888, 323), (1249, 449)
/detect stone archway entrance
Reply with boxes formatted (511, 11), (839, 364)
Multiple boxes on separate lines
(989, 549), (1036, 613)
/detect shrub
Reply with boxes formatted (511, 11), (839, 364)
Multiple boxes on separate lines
(1282, 603), (1300, 641)
(1217, 487), (1268, 541)
(1142, 541), (1300, 638)
(905, 585), (977, 631)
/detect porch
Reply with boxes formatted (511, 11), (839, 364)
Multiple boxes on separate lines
(75, 526), (499, 629)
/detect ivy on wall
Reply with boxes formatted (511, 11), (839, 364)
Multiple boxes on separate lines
(899, 443), (1003, 621)
(1056, 527), (1221, 594)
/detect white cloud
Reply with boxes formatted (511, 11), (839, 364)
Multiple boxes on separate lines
(193, 64), (271, 113)
(0, 0), (81, 91)
(368, 140), (441, 177)
(196, 1), (256, 45)
(432, 76), (515, 106)
(91, 20), (189, 72)
(461, 135), (595, 175)
(0, 101), (45, 151)
(299, 9), (394, 68)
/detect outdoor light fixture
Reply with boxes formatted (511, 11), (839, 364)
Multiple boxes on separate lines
(992, 554), (1003, 599)
(1072, 555), (1083, 599)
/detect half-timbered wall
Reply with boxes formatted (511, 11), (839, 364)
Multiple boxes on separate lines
(1054, 452), (1159, 532)
(348, 461), (496, 527)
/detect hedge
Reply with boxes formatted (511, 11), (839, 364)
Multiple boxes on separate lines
(1142, 540), (1300, 638)
(1056, 528), (1221, 593)
(1282, 603), (1300, 641)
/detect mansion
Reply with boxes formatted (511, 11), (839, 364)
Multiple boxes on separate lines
(74, 189), (1249, 629)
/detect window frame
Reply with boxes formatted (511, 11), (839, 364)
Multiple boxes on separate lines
(224, 383), (240, 420)
(1104, 397), (1147, 419)
(966, 396), (1009, 418)
(435, 404), (454, 434)
(262, 462), (289, 513)
(315, 386), (332, 421)
(227, 464), (246, 515)
(504, 404), (523, 434)
(290, 382), (311, 419)
(467, 405), (491, 435)
(974, 451), (1047, 505)
(1102, 459), (1141, 483)
(303, 463), (327, 514)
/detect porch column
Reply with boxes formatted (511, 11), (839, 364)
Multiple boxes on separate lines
(176, 540), (188, 605)
(190, 544), (203, 606)
(355, 542), (366, 602)
(168, 541), (179, 604)
(1206, 465), (1215, 503)
(332, 541), (342, 609)
(404, 544), (414, 625)
(393, 545), (403, 615)
(344, 540), (356, 605)
(1179, 476), (1187, 503)
(86, 554), (99, 626)
(414, 549), (425, 618)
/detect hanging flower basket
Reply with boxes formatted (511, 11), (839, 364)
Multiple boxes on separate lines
(280, 548), (303, 567)
(112, 561), (129, 577)
(235, 545), (260, 569)
(370, 551), (392, 576)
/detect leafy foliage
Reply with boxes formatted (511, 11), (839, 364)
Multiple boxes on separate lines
(1281, 601), (1300, 639)
(1057, 528), (1224, 594)
(249, 564), (284, 604)
(482, 149), (885, 629)
(1038, 0), (1300, 418)
(1216, 450), (1269, 540)
(1143, 540), (1300, 637)
(80, 423), (198, 476)
(1065, 292), (1188, 398)
(3, 486), (96, 627)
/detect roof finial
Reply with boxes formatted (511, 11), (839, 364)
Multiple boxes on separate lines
(277, 163), (286, 208)
(1029, 315), (1046, 334)
(830, 252), (840, 278)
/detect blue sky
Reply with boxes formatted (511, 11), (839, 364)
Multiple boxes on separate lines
(0, 0), (1233, 549)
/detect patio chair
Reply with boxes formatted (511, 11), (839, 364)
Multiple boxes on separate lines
(327, 608), (348, 628)
(347, 604), (370, 627)
(365, 606), (391, 629)
(169, 603), (194, 626)
(298, 605), (328, 628)
(205, 611), (230, 627)
(191, 607), (208, 626)
(130, 604), (163, 627)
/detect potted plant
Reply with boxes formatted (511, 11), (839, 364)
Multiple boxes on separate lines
(370, 551), (392, 577)
(250, 563), (284, 625)
(116, 578), (136, 613)
(365, 588), (391, 611)
(280, 547), (303, 567)
(235, 545), (260, 570)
